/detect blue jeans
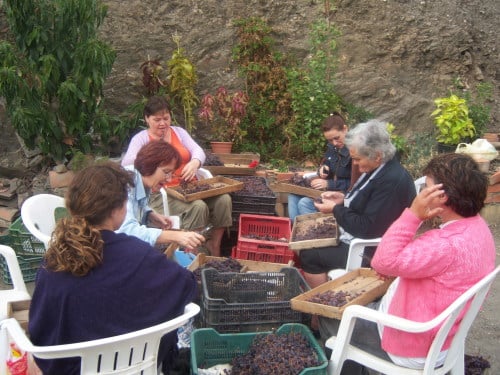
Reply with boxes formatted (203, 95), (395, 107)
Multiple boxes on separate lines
(288, 194), (318, 223)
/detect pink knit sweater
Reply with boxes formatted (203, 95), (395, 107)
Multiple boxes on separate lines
(372, 208), (496, 357)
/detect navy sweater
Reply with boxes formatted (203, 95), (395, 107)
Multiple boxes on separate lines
(28, 230), (197, 375)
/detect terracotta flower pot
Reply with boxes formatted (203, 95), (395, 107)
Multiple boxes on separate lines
(210, 141), (233, 154)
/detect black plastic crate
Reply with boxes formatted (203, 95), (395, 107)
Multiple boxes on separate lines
(200, 267), (309, 333)
(232, 201), (276, 214)
(230, 176), (277, 204)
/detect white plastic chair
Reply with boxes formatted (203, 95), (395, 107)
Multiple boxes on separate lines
(414, 176), (426, 194)
(326, 266), (500, 375)
(0, 302), (200, 375)
(21, 194), (66, 250)
(0, 245), (31, 320)
(328, 176), (425, 280)
(328, 238), (382, 280)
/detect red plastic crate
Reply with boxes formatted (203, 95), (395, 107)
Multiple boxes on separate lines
(231, 245), (295, 264)
(234, 214), (294, 264)
(237, 214), (291, 243)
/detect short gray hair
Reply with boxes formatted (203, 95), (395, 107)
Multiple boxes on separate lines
(345, 119), (396, 163)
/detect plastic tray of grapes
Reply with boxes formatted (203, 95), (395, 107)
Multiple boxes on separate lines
(165, 176), (244, 202)
(290, 212), (339, 251)
(200, 267), (309, 333)
(290, 268), (394, 319)
(191, 323), (328, 375)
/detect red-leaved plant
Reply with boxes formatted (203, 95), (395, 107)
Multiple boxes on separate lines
(198, 87), (249, 143)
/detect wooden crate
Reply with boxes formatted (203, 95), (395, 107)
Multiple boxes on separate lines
(187, 253), (293, 273)
(290, 268), (393, 319)
(7, 299), (31, 332)
(165, 176), (244, 202)
(289, 213), (338, 251)
(269, 181), (322, 199)
(204, 152), (260, 175)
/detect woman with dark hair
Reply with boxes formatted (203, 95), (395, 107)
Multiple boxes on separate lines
(288, 112), (359, 222)
(320, 153), (496, 373)
(28, 162), (197, 375)
(121, 96), (231, 256)
(118, 140), (205, 250)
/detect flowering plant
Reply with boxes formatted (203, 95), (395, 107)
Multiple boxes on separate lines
(198, 87), (249, 143)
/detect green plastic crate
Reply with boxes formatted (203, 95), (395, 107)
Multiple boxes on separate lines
(0, 252), (43, 284)
(191, 323), (328, 375)
(8, 216), (46, 255)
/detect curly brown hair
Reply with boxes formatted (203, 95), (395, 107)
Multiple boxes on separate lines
(423, 153), (488, 217)
(45, 162), (134, 276)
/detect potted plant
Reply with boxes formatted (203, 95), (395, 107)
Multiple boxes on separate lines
(198, 87), (249, 153)
(431, 94), (476, 153)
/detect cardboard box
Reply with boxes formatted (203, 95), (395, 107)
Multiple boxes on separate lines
(165, 176), (244, 202)
(7, 299), (31, 332)
(291, 268), (393, 319)
(289, 212), (338, 251)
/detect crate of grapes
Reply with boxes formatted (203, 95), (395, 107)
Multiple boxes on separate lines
(230, 176), (277, 209)
(165, 176), (244, 202)
(191, 323), (328, 375)
(187, 254), (293, 274)
(233, 214), (295, 264)
(200, 267), (309, 333)
(290, 268), (394, 319)
(289, 212), (339, 251)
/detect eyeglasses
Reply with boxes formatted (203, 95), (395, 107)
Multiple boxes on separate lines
(161, 169), (174, 178)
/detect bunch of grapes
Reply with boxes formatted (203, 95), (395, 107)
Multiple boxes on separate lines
(307, 290), (362, 307)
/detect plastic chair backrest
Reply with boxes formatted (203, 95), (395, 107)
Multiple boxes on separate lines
(0, 302), (200, 375)
(326, 265), (500, 375)
(0, 245), (31, 320)
(328, 238), (382, 280)
(21, 194), (66, 250)
(414, 176), (426, 194)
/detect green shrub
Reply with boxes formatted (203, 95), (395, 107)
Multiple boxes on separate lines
(0, 0), (116, 162)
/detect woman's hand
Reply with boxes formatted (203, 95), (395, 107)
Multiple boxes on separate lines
(168, 230), (205, 250)
(318, 165), (330, 179)
(180, 159), (201, 182)
(314, 191), (344, 213)
(310, 178), (328, 190)
(148, 212), (173, 230)
(410, 183), (445, 220)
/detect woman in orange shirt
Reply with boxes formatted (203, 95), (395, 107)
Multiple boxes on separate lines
(121, 96), (232, 256)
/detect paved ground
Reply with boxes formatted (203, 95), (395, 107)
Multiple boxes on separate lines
(2, 223), (499, 373)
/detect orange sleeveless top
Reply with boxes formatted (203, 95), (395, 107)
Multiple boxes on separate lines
(149, 131), (192, 187)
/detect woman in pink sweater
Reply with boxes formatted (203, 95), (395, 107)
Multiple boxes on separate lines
(320, 153), (496, 373)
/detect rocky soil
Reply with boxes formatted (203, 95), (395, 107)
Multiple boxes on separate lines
(95, 0), (499, 139)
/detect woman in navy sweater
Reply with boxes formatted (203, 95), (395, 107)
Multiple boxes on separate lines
(28, 162), (197, 375)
